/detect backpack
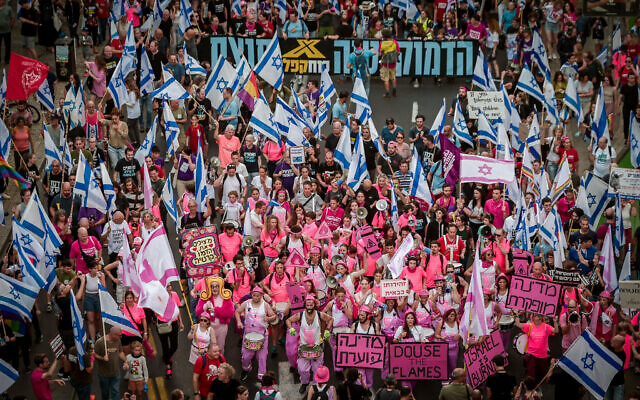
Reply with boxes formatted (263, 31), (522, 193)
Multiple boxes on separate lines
(311, 384), (329, 400)
(199, 354), (224, 375)
(354, 52), (369, 78)
(258, 389), (278, 400)
(380, 41), (398, 65)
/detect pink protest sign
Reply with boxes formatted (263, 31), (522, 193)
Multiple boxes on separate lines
(284, 248), (309, 269)
(286, 282), (306, 313)
(512, 248), (534, 276)
(358, 225), (381, 259)
(506, 275), (562, 317)
(389, 342), (448, 380)
(314, 221), (332, 240)
(464, 330), (508, 388)
(335, 333), (386, 369)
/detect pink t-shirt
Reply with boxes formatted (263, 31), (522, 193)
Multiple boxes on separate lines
(425, 253), (448, 288)
(321, 207), (345, 231)
(267, 272), (290, 302)
(217, 135), (241, 168)
(227, 268), (252, 303)
(484, 199), (508, 229)
(218, 232), (243, 262)
(465, 23), (487, 41)
(69, 236), (102, 273)
(31, 369), (52, 400)
(522, 322), (554, 358)
(122, 303), (145, 336)
(262, 140), (285, 162)
(260, 230), (285, 258)
(399, 266), (427, 291)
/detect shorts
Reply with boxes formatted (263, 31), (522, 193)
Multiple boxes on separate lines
(380, 66), (396, 82)
(22, 36), (36, 49)
(545, 21), (559, 34)
(84, 292), (100, 312)
(487, 50), (497, 62)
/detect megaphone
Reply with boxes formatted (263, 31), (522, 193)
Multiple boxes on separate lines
(210, 156), (221, 168)
(326, 276), (338, 289)
(331, 255), (343, 265)
(356, 207), (368, 219)
(376, 200), (388, 211)
(243, 235), (255, 247)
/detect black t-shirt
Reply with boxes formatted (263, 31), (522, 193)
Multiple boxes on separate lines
(147, 50), (168, 81)
(336, 22), (352, 38)
(240, 144), (262, 173)
(358, 186), (379, 209)
(621, 83), (639, 110)
(362, 139), (377, 170)
(44, 170), (67, 199)
(237, 22), (264, 37)
(336, 383), (370, 400)
(377, 153), (402, 176)
(208, 378), (240, 400)
(314, 2), (333, 28)
(188, 98), (213, 127)
(18, 163), (39, 188)
(114, 158), (141, 184)
(317, 161), (342, 185)
(104, 55), (119, 82)
(568, 229), (598, 247)
(485, 371), (517, 400)
(159, 18), (173, 41)
(325, 133), (340, 152)
(20, 7), (39, 36)
(209, 0), (228, 22)
(609, 349), (626, 386)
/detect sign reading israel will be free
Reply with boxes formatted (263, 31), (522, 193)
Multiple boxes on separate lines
(210, 37), (478, 77)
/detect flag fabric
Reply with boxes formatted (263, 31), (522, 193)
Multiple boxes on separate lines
(112, 0), (126, 20)
(531, 29), (551, 79)
(291, 86), (314, 130)
(100, 161), (117, 216)
(367, 119), (388, 161)
(254, 36), (284, 90)
(275, 0), (287, 24)
(575, 172), (608, 229)
(429, 97), (446, 140)
(315, 84), (330, 136)
(539, 207), (563, 247)
(140, 0), (163, 32)
(460, 154), (515, 184)
(596, 46), (608, 67)
(194, 133), (208, 212)
(134, 116), (158, 166)
(237, 71), (260, 110)
(557, 330), (622, 400)
(274, 96), (307, 147)
(409, 146), (433, 209)
(109, 13), (119, 42)
(6, 53), (49, 100)
(139, 45), (155, 96)
(151, 67), (190, 100)
(0, 272), (38, 320)
(0, 359), (18, 393)
(0, 156), (29, 189)
(183, 43), (206, 76)
(460, 247), (489, 346)
(121, 22), (137, 77)
(321, 64), (336, 103)
(231, 0), (241, 17)
(74, 152), (107, 212)
(550, 154), (571, 203)
(0, 118), (10, 161)
(249, 94), (281, 144)
(502, 84), (521, 134)
(232, 55), (250, 96)
(600, 225), (618, 297)
(612, 24), (621, 53)
(20, 191), (63, 248)
(205, 56), (238, 111)
(178, 0), (193, 35)
(388, 234), (413, 278)
(120, 233), (143, 296)
(477, 109), (497, 144)
(351, 72), (372, 123)
(106, 57), (129, 109)
(162, 175), (179, 228)
(614, 194), (623, 257)
(36, 78), (54, 112)
(440, 135), (461, 188)
(516, 64), (544, 105)
(619, 247), (632, 305)
(543, 77), (559, 126)
(70, 289), (87, 370)
(472, 50), (496, 91)
(390, 184), (399, 228)
(98, 284), (141, 336)
(334, 124), (352, 171)
(41, 237), (58, 293)
(142, 163), (154, 210)
(592, 84), (610, 141)
(163, 101), (180, 157)
(345, 131), (369, 191)
(526, 110), (542, 160)
(74, 83), (86, 128)
(631, 112), (640, 168)
(564, 77), (584, 123)
(0, 70), (6, 110)
(495, 122), (513, 160)
(453, 97), (474, 147)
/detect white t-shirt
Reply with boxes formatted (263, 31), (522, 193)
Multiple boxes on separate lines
(593, 146), (616, 178)
(222, 173), (246, 200)
(251, 175), (272, 199)
(106, 221), (132, 254)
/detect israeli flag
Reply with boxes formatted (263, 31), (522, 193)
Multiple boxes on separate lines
(194, 133), (208, 212)
(162, 175), (179, 228)
(37, 79), (54, 112)
(429, 97), (446, 143)
(100, 161), (117, 216)
(334, 122), (352, 171)
(44, 125), (62, 171)
(527, 110), (542, 160)
(321, 64), (336, 103)
(110, 13), (119, 42)
(254, 36), (284, 91)
(390, 182), (399, 228)
(231, 0), (241, 16)
(70, 289), (87, 370)
(496, 122), (513, 161)
(409, 146), (432, 206)
(140, 0), (162, 32)
(0, 272), (38, 321)
(543, 77), (559, 126)
(532, 29), (551, 80)
(151, 67), (190, 100)
(112, 0), (126, 20)
(107, 58), (129, 109)
(178, 0), (193, 35)
(346, 130), (369, 191)
(502, 84), (520, 134)
(19, 191), (63, 248)
(575, 172), (608, 230)
(183, 43), (206, 76)
(0, 118), (10, 161)
(563, 77), (583, 124)
(249, 94), (281, 144)
(630, 112), (640, 168)
(612, 24), (621, 53)
(558, 330), (622, 400)
(98, 284), (140, 336)
(516, 64), (544, 105)
(12, 218), (46, 289)
(73, 152), (107, 213)
(140, 45), (155, 96)
(614, 193), (623, 257)
(592, 84), (610, 141)
(76, 83), (86, 127)
(453, 97), (473, 147)
(121, 22), (137, 77)
(274, 97), (308, 147)
(366, 118), (388, 161)
(163, 100), (180, 156)
(477, 109), (497, 144)
(351, 72), (372, 123)
(275, 0), (287, 24)
(232, 56), (250, 96)
(135, 116), (157, 166)
(596, 46), (607, 67)
(472, 50), (496, 91)
(205, 55), (238, 111)
(0, 359), (18, 393)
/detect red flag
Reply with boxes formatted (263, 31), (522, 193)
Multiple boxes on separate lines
(6, 53), (49, 101)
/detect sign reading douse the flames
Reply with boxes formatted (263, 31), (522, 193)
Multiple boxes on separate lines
(210, 37), (477, 77)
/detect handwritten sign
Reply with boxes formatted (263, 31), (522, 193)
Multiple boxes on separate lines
(182, 226), (222, 277)
(506, 276), (561, 317)
(550, 269), (582, 287)
(49, 334), (65, 359)
(290, 146), (305, 164)
(619, 281), (640, 309)
(467, 91), (506, 120)
(389, 342), (448, 380)
(335, 333), (386, 369)
(464, 330), (508, 388)
(512, 249), (534, 276)
(381, 279), (410, 298)
(358, 225), (381, 259)
(608, 167), (640, 200)
(286, 282), (306, 313)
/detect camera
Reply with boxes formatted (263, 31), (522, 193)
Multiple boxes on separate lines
(480, 226), (493, 239)
(568, 311), (580, 324)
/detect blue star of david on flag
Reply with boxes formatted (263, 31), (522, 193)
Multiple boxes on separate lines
(582, 352), (595, 370)
(19, 234), (33, 247)
(587, 193), (597, 208)
(216, 78), (229, 94)
(9, 286), (20, 300)
(272, 55), (283, 69)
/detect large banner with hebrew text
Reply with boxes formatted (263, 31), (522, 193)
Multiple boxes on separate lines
(210, 37), (477, 77)
(506, 276), (561, 317)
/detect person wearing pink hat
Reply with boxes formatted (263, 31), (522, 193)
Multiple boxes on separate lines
(322, 287), (353, 377)
(286, 294), (333, 394)
(412, 288), (435, 330)
(187, 311), (217, 365)
(465, 246), (500, 289)
(306, 366), (336, 400)
(350, 304), (380, 389)
(234, 285), (277, 382)
(514, 313), (559, 385)
(434, 307), (461, 379)
(588, 290), (618, 344)
(429, 273), (461, 328)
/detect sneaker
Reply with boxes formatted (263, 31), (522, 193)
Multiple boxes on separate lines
(299, 384), (308, 394)
(383, 92), (391, 99)
(241, 370), (249, 382)
(413, 81), (419, 88)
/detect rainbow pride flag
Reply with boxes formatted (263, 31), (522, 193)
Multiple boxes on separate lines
(0, 156), (30, 189)
(237, 72), (260, 111)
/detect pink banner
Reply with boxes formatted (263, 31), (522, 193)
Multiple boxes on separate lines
(512, 248), (534, 276)
(389, 342), (448, 380)
(506, 275), (562, 317)
(358, 225), (381, 259)
(464, 330), (508, 388)
(286, 282), (306, 313)
(335, 333), (386, 369)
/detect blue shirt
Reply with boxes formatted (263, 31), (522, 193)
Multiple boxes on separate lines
(348, 49), (375, 79)
(331, 101), (347, 124)
(429, 160), (444, 193)
(380, 125), (404, 150)
(568, 245), (597, 275)
(283, 19), (308, 38)
(221, 99), (239, 127)
(167, 62), (185, 83)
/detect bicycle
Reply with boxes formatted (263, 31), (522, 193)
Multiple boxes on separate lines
(5, 100), (42, 124)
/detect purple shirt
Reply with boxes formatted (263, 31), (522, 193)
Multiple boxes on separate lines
(177, 154), (196, 181)
(274, 161), (295, 197)
(77, 207), (105, 236)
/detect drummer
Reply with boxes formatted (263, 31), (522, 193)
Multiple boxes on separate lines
(262, 260), (292, 356)
(434, 307), (461, 379)
(351, 305), (380, 389)
(513, 313), (559, 384)
(234, 286), (277, 382)
(306, 246), (327, 295)
(322, 287), (353, 376)
(285, 276), (320, 374)
(286, 294), (334, 395)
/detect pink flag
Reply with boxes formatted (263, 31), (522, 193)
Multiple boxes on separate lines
(440, 135), (461, 188)
(120, 231), (142, 296)
(460, 155), (515, 185)
(136, 225), (179, 286)
(460, 246), (489, 346)
(142, 163), (154, 210)
(138, 280), (179, 321)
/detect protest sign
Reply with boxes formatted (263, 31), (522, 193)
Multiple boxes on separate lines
(467, 91), (506, 120)
(182, 226), (222, 277)
(550, 269), (582, 287)
(315, 221), (332, 240)
(286, 282), (306, 313)
(464, 330), (508, 388)
(512, 249), (534, 276)
(381, 279), (410, 298)
(358, 225), (381, 259)
(506, 276), (562, 317)
(619, 281), (640, 309)
(335, 333), (386, 369)
(608, 167), (640, 200)
(49, 334), (65, 359)
(290, 146), (305, 164)
(284, 248), (309, 269)
(389, 342), (448, 380)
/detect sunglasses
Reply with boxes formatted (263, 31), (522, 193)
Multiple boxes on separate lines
(200, 318), (210, 322)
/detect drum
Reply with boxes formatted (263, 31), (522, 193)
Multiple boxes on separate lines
(298, 345), (323, 359)
(243, 332), (265, 351)
(422, 327), (435, 341)
(513, 333), (528, 355)
(499, 315), (515, 331)
(333, 327), (351, 335)
(318, 290), (329, 309)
